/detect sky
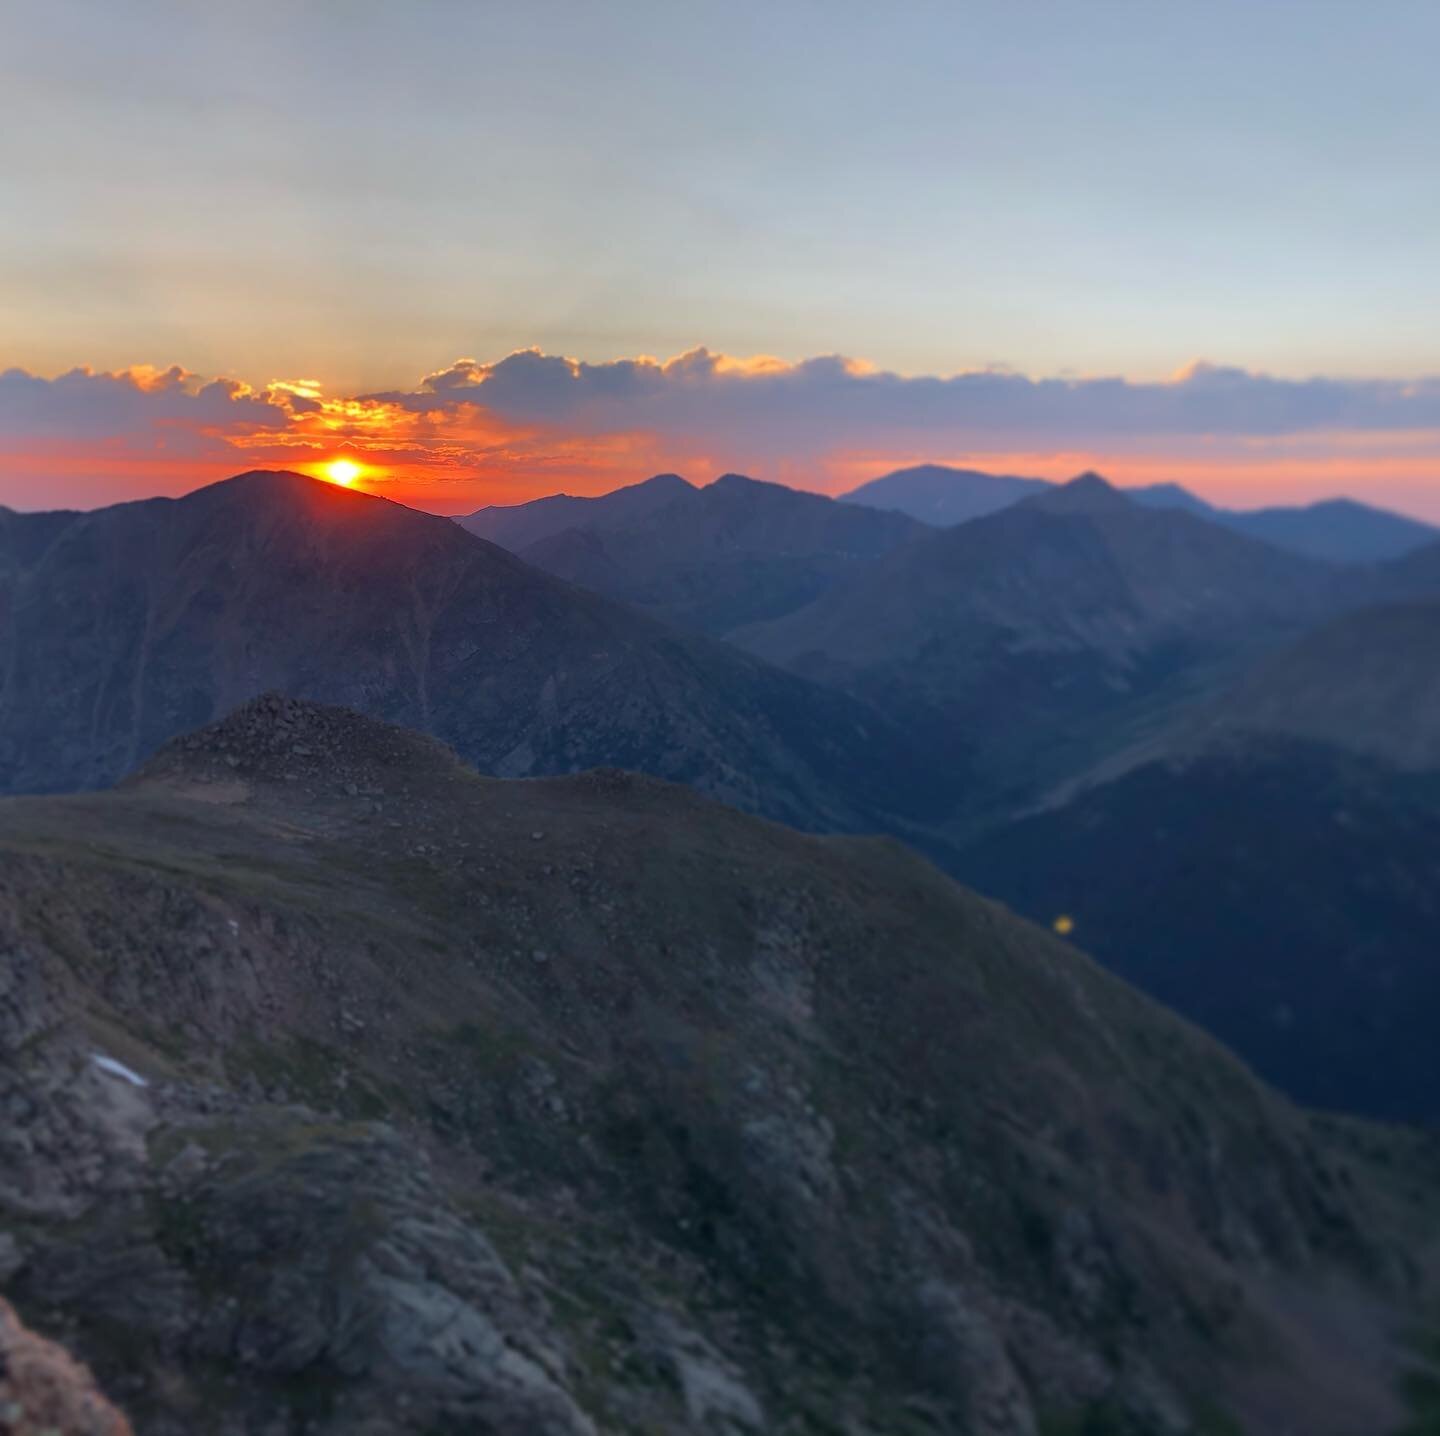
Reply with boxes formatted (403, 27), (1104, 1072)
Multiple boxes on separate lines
(3, 0), (1440, 517)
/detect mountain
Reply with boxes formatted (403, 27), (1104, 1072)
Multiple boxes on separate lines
(839, 463), (1050, 525)
(957, 737), (1440, 1124)
(736, 474), (1346, 809)
(457, 470), (697, 550)
(953, 598), (1440, 1122)
(1129, 488), (1440, 563)
(467, 471), (927, 635)
(839, 465), (1438, 562)
(0, 470), (953, 832)
(1193, 599), (1440, 770)
(4, 694), (1438, 1435)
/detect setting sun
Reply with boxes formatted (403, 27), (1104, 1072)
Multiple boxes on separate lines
(324, 458), (363, 486)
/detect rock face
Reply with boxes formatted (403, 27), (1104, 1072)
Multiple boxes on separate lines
(0, 1298), (132, 1435)
(1, 696), (1438, 1435)
(0, 471), (949, 833)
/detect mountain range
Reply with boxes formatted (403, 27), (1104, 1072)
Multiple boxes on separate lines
(4, 466), (1440, 1134)
(459, 471), (925, 634)
(736, 473), (1354, 809)
(839, 462), (1439, 563)
(4, 694), (1438, 1436)
(0, 471), (951, 832)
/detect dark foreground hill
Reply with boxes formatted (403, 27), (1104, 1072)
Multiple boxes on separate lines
(2, 696), (1438, 1436)
(0, 471), (951, 832)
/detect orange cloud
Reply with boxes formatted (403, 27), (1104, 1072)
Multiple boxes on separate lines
(5, 350), (1440, 518)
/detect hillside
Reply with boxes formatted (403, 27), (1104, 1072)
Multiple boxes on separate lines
(465, 472), (927, 634)
(958, 736), (1440, 1122)
(3, 695), (1438, 1435)
(0, 470), (952, 832)
(1194, 599), (1440, 770)
(736, 474), (1346, 807)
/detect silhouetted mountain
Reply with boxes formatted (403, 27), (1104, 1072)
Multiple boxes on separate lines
(0, 470), (951, 831)
(457, 470), (695, 550)
(839, 463), (1049, 524)
(1130, 487), (1440, 563)
(1193, 599), (1440, 770)
(466, 471), (927, 634)
(1125, 481), (1217, 517)
(840, 464), (1438, 561)
(6, 694), (1437, 1435)
(736, 473), (1345, 809)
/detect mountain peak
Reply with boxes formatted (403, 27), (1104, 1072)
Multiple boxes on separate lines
(133, 692), (467, 794)
(637, 471), (694, 493)
(1022, 471), (1133, 515)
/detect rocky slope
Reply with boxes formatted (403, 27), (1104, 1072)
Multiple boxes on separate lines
(465, 472), (926, 635)
(0, 471), (951, 832)
(0, 1297), (132, 1435)
(1, 695), (1438, 1435)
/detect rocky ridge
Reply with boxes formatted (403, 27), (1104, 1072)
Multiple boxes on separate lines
(0, 696), (1437, 1434)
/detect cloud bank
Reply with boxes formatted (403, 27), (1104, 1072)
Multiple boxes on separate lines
(4, 350), (1440, 516)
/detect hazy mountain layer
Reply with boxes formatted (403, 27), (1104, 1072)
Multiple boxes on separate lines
(842, 463), (1438, 562)
(839, 464), (1051, 525)
(3, 696), (1437, 1435)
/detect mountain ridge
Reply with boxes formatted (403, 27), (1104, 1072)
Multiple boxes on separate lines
(4, 694), (1438, 1435)
(0, 469), (953, 833)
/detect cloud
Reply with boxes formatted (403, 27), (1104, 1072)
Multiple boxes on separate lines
(4, 348), (1440, 515)
(368, 347), (1440, 452)
(0, 364), (290, 443)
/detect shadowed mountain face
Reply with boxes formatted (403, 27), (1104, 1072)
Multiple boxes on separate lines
(953, 602), (1440, 1123)
(457, 471), (698, 550)
(0, 471), (953, 832)
(843, 464), (1438, 562)
(957, 739), (1440, 1123)
(1194, 600), (1440, 771)
(3, 695), (1438, 1436)
(1141, 493), (1440, 564)
(463, 471), (927, 635)
(736, 475), (1348, 809)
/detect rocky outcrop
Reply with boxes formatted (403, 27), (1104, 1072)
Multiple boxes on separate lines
(0, 698), (1435, 1434)
(0, 1298), (131, 1436)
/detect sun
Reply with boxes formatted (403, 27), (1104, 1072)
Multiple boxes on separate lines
(323, 458), (363, 486)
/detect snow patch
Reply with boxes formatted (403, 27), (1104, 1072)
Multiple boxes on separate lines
(90, 1052), (149, 1088)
